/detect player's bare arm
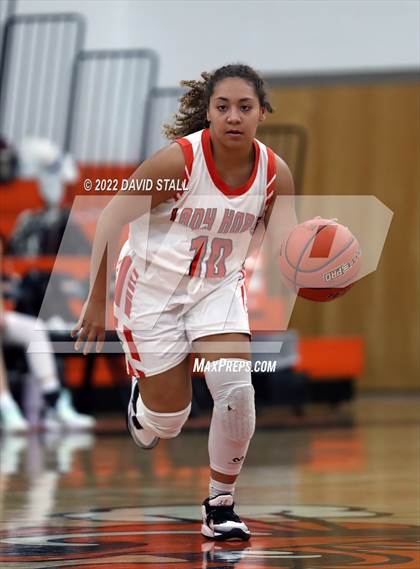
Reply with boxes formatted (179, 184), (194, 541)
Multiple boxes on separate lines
(71, 143), (186, 354)
(263, 155), (297, 254)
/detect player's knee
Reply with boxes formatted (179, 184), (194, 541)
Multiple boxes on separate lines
(140, 401), (192, 439)
(205, 359), (256, 442)
(216, 384), (256, 442)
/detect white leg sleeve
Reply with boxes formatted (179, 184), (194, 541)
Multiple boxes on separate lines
(3, 312), (60, 392)
(205, 358), (256, 476)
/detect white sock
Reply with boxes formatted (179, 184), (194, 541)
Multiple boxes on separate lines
(0, 391), (16, 408)
(209, 477), (235, 498)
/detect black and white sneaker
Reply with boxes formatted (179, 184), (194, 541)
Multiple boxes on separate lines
(126, 378), (159, 450)
(201, 494), (250, 541)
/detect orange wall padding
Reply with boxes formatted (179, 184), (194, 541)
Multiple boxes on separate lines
(295, 337), (364, 380)
(0, 180), (43, 238)
(64, 354), (126, 388)
(0, 164), (137, 239)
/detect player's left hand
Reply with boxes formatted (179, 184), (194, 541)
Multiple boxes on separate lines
(71, 297), (106, 355)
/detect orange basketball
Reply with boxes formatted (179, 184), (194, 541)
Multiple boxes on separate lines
(279, 217), (362, 301)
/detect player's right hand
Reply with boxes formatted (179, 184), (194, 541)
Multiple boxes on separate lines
(71, 297), (106, 355)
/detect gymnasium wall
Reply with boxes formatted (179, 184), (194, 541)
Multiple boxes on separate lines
(4, 2), (419, 393)
(264, 80), (419, 391)
(16, 0), (420, 85)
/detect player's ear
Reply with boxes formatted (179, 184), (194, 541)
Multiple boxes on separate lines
(206, 109), (210, 123)
(259, 107), (266, 122)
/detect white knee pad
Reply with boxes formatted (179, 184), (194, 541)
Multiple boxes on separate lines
(136, 395), (191, 439)
(205, 358), (256, 443)
(219, 383), (256, 442)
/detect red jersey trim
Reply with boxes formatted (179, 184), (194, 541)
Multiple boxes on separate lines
(175, 137), (194, 183)
(124, 267), (139, 318)
(201, 128), (260, 197)
(123, 326), (141, 362)
(266, 146), (276, 199)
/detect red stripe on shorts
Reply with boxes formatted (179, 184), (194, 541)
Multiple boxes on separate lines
(126, 359), (145, 379)
(124, 269), (139, 318)
(115, 256), (132, 307)
(127, 360), (136, 377)
(123, 326), (141, 362)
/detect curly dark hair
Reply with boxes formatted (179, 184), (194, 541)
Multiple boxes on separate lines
(163, 63), (273, 140)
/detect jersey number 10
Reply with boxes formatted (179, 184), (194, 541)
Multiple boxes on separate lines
(189, 236), (233, 278)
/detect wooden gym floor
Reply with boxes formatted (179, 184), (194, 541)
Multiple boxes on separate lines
(0, 395), (419, 568)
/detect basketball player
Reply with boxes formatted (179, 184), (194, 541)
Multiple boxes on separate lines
(72, 64), (295, 540)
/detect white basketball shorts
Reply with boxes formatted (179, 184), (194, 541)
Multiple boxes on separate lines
(113, 242), (250, 378)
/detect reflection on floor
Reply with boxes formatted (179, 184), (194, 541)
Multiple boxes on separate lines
(0, 397), (419, 568)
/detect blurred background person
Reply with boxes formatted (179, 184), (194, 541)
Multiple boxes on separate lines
(8, 137), (91, 256)
(1, 234), (95, 433)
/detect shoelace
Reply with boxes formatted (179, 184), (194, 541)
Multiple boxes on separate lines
(207, 504), (241, 524)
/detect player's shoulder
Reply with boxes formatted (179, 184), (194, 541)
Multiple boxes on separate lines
(141, 141), (186, 180)
(272, 153), (294, 195)
(256, 139), (291, 181)
(146, 129), (202, 171)
(176, 129), (203, 143)
(273, 153), (290, 175)
(254, 137), (287, 173)
(148, 140), (185, 164)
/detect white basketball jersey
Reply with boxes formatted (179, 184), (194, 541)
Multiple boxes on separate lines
(128, 128), (276, 281)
